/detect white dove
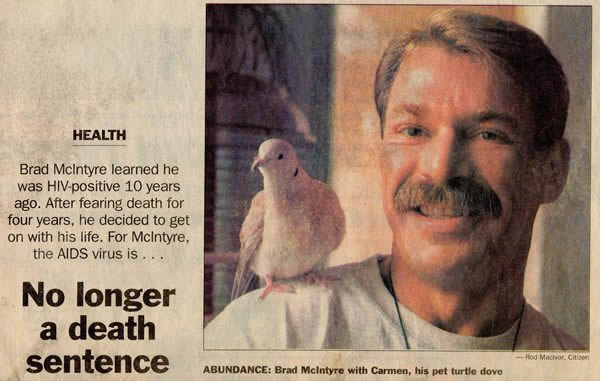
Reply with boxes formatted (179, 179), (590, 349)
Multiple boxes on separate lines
(231, 139), (345, 301)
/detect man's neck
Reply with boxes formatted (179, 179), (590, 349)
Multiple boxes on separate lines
(387, 255), (525, 337)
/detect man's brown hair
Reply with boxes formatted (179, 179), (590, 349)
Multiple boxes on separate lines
(374, 9), (569, 151)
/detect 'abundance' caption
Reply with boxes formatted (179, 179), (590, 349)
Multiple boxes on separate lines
(202, 364), (505, 376)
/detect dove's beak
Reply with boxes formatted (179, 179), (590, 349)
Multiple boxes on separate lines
(251, 155), (267, 171)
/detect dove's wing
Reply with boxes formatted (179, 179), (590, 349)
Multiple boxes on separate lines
(231, 191), (265, 300)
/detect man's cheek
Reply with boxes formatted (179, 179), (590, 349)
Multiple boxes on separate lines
(379, 144), (409, 174)
(475, 151), (521, 194)
(379, 148), (406, 221)
(505, 155), (543, 201)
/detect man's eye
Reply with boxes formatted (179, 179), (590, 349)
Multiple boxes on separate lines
(481, 131), (498, 140)
(481, 131), (499, 140)
(404, 127), (424, 137)
(478, 130), (512, 144)
(385, 124), (429, 143)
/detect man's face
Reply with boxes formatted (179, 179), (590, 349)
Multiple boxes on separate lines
(380, 44), (547, 288)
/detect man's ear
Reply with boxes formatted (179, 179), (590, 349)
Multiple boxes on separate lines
(539, 138), (570, 204)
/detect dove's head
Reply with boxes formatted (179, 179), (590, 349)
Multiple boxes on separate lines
(252, 139), (301, 179)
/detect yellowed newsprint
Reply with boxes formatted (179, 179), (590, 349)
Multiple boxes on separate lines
(0, 1), (596, 380)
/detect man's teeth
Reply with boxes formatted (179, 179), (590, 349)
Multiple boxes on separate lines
(417, 205), (468, 218)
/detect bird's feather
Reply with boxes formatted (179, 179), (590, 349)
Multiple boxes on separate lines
(231, 191), (265, 299)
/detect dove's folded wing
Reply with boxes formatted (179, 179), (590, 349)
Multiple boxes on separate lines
(231, 191), (265, 300)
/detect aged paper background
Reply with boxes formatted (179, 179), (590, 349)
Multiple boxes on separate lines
(0, 1), (203, 379)
(0, 0), (597, 380)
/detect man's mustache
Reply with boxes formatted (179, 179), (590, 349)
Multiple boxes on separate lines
(394, 177), (502, 218)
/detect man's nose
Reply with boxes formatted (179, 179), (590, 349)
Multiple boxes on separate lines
(418, 128), (466, 185)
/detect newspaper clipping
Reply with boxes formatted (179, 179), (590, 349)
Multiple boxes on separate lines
(0, 1), (596, 380)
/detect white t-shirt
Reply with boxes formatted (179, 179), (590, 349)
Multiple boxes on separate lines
(205, 255), (583, 350)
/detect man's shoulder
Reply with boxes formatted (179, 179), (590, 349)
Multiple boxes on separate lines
(519, 303), (585, 350)
(204, 256), (383, 349)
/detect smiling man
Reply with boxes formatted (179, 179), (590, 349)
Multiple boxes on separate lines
(205, 9), (583, 350)
(373, 9), (581, 349)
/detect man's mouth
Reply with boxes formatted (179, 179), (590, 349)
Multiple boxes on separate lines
(394, 178), (502, 219)
(413, 205), (480, 218)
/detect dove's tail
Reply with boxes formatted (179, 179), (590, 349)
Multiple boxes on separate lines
(231, 272), (260, 301)
(231, 241), (261, 300)
(231, 269), (260, 301)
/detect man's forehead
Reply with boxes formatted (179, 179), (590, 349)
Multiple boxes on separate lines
(393, 46), (491, 98)
(402, 66), (434, 96)
(387, 45), (529, 124)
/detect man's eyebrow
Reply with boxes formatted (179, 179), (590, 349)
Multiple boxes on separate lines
(389, 103), (424, 117)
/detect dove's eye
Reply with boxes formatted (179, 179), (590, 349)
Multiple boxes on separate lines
(278, 154), (284, 160)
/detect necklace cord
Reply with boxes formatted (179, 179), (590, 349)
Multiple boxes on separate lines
(389, 270), (410, 349)
(512, 301), (525, 351)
